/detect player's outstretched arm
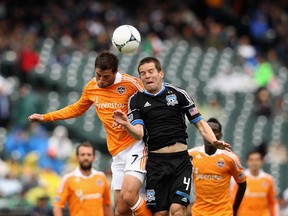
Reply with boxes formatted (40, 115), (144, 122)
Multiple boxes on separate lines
(112, 110), (144, 140)
(194, 119), (231, 149)
(28, 113), (44, 122)
(233, 181), (246, 216)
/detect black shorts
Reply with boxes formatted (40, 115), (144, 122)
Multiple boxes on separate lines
(145, 150), (192, 213)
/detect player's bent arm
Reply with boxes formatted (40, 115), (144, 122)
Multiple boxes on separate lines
(233, 181), (246, 216)
(123, 123), (144, 140)
(103, 204), (114, 216)
(53, 206), (63, 216)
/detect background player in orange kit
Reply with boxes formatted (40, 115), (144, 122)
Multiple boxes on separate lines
(28, 51), (152, 216)
(53, 142), (113, 216)
(231, 150), (279, 216)
(188, 118), (246, 216)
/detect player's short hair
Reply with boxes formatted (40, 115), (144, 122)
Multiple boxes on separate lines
(138, 57), (162, 73)
(246, 150), (264, 161)
(76, 141), (95, 156)
(95, 50), (119, 73)
(207, 118), (222, 133)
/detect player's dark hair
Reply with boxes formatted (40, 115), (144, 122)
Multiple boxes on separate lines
(138, 57), (162, 73)
(76, 141), (95, 156)
(95, 50), (119, 73)
(207, 118), (222, 133)
(246, 150), (264, 161)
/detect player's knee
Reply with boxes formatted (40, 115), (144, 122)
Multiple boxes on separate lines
(169, 204), (186, 216)
(120, 189), (137, 206)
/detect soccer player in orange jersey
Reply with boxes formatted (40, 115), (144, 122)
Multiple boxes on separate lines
(231, 151), (279, 216)
(28, 51), (152, 216)
(53, 142), (113, 216)
(188, 118), (247, 216)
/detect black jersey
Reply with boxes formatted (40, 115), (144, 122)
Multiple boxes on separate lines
(128, 83), (202, 151)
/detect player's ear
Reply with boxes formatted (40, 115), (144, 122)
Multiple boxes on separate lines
(159, 70), (164, 78)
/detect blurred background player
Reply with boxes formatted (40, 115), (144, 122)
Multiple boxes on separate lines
(188, 118), (246, 216)
(231, 150), (279, 216)
(53, 142), (113, 216)
(113, 57), (231, 216)
(28, 51), (152, 216)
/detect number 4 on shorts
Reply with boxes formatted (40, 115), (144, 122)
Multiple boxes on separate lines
(183, 177), (191, 191)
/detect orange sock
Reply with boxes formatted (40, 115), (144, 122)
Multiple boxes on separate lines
(131, 197), (153, 216)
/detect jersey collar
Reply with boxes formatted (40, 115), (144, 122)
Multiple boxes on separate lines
(199, 145), (223, 156)
(245, 169), (265, 179)
(114, 72), (122, 84)
(74, 167), (97, 178)
(144, 83), (166, 96)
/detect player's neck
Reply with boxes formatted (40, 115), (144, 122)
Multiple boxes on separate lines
(80, 168), (92, 176)
(249, 169), (260, 177)
(204, 144), (217, 155)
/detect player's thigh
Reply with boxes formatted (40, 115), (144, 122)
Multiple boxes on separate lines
(154, 210), (169, 216)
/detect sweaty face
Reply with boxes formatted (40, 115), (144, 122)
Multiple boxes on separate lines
(139, 62), (164, 94)
(95, 68), (116, 88)
(77, 146), (95, 171)
(246, 153), (263, 172)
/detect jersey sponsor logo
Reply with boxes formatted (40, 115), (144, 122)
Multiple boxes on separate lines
(195, 173), (223, 180)
(166, 94), (178, 106)
(217, 160), (225, 168)
(147, 189), (156, 202)
(116, 86), (126, 94)
(94, 96), (125, 109)
(144, 101), (151, 107)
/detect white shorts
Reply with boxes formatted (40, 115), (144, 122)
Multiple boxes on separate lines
(111, 140), (147, 190)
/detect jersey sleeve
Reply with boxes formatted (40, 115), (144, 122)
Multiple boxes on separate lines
(53, 176), (70, 208)
(179, 90), (202, 124)
(228, 153), (246, 183)
(127, 93), (144, 126)
(102, 175), (111, 205)
(44, 84), (93, 122)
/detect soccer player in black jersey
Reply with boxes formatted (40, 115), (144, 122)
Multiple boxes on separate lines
(112, 57), (230, 216)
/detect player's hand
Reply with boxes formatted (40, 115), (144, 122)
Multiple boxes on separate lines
(28, 113), (44, 122)
(112, 110), (128, 129)
(212, 140), (231, 150)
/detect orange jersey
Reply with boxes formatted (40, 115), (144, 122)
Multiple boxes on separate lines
(44, 73), (143, 156)
(188, 146), (246, 216)
(231, 170), (279, 216)
(53, 168), (111, 216)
